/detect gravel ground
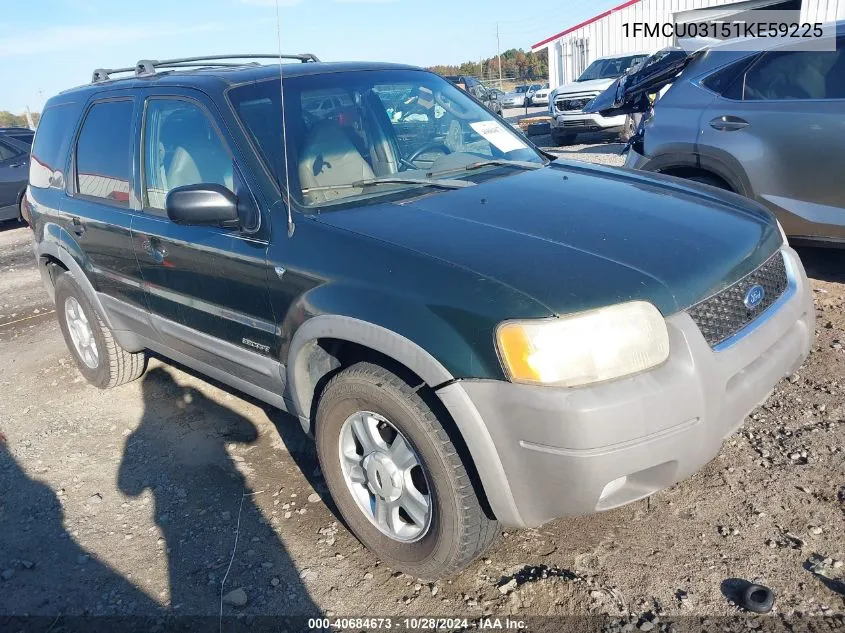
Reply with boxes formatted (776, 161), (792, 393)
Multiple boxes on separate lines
(1, 152), (843, 629)
(503, 105), (627, 168)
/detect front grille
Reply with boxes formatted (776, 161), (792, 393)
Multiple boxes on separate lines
(687, 251), (789, 348)
(555, 95), (596, 112)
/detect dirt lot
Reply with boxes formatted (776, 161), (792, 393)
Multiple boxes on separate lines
(1, 153), (844, 629)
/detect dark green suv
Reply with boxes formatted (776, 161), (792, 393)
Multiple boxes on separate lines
(28, 54), (814, 579)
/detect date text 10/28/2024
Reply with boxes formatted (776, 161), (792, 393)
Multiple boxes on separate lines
(308, 617), (528, 630)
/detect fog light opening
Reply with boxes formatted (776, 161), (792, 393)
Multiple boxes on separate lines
(599, 475), (628, 501)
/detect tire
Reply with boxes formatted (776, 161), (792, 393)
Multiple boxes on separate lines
(552, 131), (576, 146)
(619, 115), (638, 143)
(55, 272), (147, 389)
(316, 362), (499, 579)
(17, 194), (27, 225)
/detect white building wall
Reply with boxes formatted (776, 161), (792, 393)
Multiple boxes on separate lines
(535, 0), (843, 89)
(802, 0), (845, 20)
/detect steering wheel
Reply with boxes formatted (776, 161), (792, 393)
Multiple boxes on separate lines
(407, 142), (452, 164)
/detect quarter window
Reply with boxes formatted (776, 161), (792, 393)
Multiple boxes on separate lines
(701, 55), (758, 100)
(30, 103), (78, 190)
(143, 99), (234, 210)
(75, 100), (134, 205)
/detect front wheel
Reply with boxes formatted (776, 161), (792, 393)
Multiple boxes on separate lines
(619, 115), (638, 143)
(316, 362), (499, 579)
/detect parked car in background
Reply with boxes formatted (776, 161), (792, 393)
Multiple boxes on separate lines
(0, 128), (34, 223)
(548, 52), (648, 145)
(501, 85), (535, 108)
(0, 127), (35, 146)
(588, 22), (845, 246)
(531, 86), (552, 106)
(29, 54), (813, 580)
(443, 75), (503, 115)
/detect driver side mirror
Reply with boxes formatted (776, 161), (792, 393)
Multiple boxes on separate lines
(166, 184), (240, 228)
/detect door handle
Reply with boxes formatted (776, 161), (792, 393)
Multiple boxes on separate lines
(70, 217), (86, 236)
(8, 162), (26, 168)
(710, 116), (749, 132)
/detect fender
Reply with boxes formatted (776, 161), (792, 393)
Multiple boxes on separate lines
(37, 230), (112, 328)
(286, 315), (454, 424)
(640, 150), (752, 198)
(286, 314), (524, 526)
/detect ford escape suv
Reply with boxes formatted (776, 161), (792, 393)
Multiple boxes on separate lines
(28, 54), (814, 580)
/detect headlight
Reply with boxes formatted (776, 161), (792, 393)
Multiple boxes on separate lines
(496, 301), (670, 388)
(776, 219), (789, 246)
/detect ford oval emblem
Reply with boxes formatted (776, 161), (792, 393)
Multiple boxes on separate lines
(744, 284), (766, 310)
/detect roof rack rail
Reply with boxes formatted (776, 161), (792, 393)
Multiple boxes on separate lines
(91, 53), (320, 83)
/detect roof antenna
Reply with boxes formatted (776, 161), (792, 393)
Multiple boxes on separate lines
(275, 0), (295, 237)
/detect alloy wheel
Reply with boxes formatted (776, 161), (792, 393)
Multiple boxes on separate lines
(64, 296), (99, 369)
(338, 410), (432, 542)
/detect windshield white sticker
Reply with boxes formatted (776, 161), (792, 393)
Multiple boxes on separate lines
(469, 121), (527, 153)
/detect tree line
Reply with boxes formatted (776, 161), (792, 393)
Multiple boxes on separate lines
(428, 48), (548, 84)
(0, 111), (39, 128)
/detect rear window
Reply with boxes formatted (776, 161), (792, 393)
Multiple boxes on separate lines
(75, 100), (134, 206)
(29, 103), (79, 189)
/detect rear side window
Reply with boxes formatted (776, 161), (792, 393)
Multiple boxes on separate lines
(29, 103), (79, 189)
(742, 48), (845, 100)
(75, 100), (134, 206)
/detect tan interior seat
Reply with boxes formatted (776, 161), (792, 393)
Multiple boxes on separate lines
(298, 120), (374, 205)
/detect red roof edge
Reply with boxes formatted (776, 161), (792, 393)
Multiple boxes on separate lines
(531, 0), (642, 50)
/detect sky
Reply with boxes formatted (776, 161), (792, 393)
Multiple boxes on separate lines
(0, 0), (621, 114)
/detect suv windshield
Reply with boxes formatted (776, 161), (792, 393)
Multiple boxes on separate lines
(229, 69), (543, 209)
(577, 55), (646, 82)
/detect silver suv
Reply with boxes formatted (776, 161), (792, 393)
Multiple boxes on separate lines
(587, 23), (845, 246)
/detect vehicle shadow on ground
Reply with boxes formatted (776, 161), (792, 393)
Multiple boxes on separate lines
(117, 366), (320, 619)
(0, 219), (26, 233)
(0, 432), (164, 622)
(555, 142), (626, 156)
(142, 354), (344, 527)
(795, 246), (845, 284)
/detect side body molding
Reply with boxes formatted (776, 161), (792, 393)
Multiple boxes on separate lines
(285, 314), (524, 526)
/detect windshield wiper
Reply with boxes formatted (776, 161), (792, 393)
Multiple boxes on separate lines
(302, 176), (475, 194)
(427, 159), (544, 178)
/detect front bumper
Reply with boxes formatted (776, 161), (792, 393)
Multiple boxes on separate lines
(624, 146), (649, 169)
(551, 111), (627, 134)
(451, 247), (814, 528)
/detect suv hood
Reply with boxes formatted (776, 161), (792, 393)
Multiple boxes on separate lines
(314, 162), (781, 317)
(584, 48), (695, 116)
(553, 77), (616, 98)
